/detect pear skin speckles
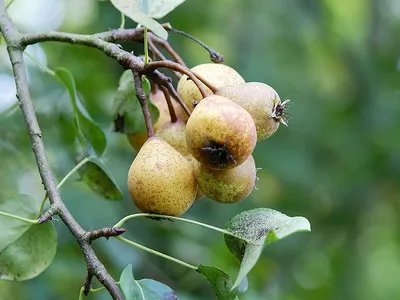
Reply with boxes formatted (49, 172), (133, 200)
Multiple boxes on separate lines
(185, 95), (257, 170)
(197, 155), (257, 203)
(127, 137), (197, 216)
(177, 63), (245, 111)
(216, 82), (287, 140)
(155, 120), (190, 156)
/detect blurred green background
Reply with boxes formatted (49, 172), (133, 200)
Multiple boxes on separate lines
(1, 0), (400, 299)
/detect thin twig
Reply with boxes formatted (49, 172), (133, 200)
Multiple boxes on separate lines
(148, 32), (186, 66)
(148, 37), (182, 79)
(160, 85), (177, 123)
(83, 272), (93, 296)
(133, 72), (154, 137)
(168, 27), (224, 63)
(88, 227), (126, 242)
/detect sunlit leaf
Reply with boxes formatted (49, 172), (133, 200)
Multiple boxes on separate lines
(77, 155), (123, 200)
(198, 265), (247, 300)
(120, 264), (178, 300)
(0, 194), (57, 281)
(112, 70), (159, 134)
(224, 208), (311, 290)
(110, 0), (168, 40)
(55, 67), (106, 157)
(147, 0), (186, 19)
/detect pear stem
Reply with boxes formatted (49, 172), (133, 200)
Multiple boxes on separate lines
(168, 27), (224, 64)
(160, 85), (177, 123)
(133, 72), (154, 138)
(148, 32), (186, 67)
(148, 37), (182, 80)
(145, 60), (212, 99)
(115, 236), (198, 270)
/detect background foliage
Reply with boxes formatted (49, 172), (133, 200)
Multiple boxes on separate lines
(1, 0), (400, 299)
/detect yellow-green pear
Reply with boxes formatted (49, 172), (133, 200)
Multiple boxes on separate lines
(177, 63), (245, 111)
(155, 120), (190, 156)
(216, 82), (289, 140)
(185, 95), (257, 170)
(127, 90), (188, 151)
(185, 154), (205, 200)
(197, 155), (257, 203)
(127, 137), (197, 216)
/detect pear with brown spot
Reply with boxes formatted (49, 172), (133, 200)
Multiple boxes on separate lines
(197, 155), (257, 203)
(127, 90), (188, 151)
(127, 137), (197, 216)
(216, 82), (289, 141)
(177, 63), (245, 111)
(185, 95), (257, 170)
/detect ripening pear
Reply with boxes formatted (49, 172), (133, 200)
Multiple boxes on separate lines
(197, 155), (257, 203)
(185, 95), (257, 170)
(216, 82), (289, 140)
(127, 90), (188, 151)
(155, 120), (190, 156)
(185, 154), (205, 200)
(177, 63), (245, 111)
(127, 137), (197, 216)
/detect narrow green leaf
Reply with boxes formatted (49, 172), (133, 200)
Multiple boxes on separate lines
(120, 264), (178, 300)
(55, 67), (106, 157)
(198, 265), (247, 300)
(0, 194), (57, 281)
(112, 70), (159, 134)
(147, 0), (186, 19)
(224, 208), (311, 290)
(110, 0), (168, 40)
(77, 155), (123, 200)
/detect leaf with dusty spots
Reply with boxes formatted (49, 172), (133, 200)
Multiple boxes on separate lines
(112, 71), (159, 134)
(0, 194), (57, 281)
(120, 264), (178, 300)
(224, 208), (311, 290)
(197, 265), (247, 300)
(77, 155), (123, 200)
(109, 0), (168, 40)
(147, 0), (186, 19)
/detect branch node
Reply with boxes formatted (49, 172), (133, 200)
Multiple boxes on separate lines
(88, 227), (127, 242)
(38, 206), (59, 224)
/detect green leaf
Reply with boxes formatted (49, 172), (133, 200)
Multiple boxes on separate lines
(198, 265), (248, 300)
(120, 264), (178, 300)
(77, 155), (123, 200)
(147, 0), (186, 19)
(224, 208), (311, 290)
(0, 194), (57, 281)
(110, 0), (168, 40)
(55, 67), (106, 157)
(112, 71), (159, 134)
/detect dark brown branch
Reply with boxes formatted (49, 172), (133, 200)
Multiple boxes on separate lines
(88, 227), (126, 242)
(149, 71), (191, 117)
(0, 2), (124, 299)
(148, 32), (186, 66)
(148, 37), (182, 80)
(133, 72), (154, 137)
(145, 60), (212, 98)
(160, 85), (177, 123)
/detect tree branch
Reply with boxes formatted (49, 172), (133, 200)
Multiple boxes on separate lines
(0, 2), (124, 299)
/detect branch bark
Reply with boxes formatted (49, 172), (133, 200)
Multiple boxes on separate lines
(0, 2), (124, 299)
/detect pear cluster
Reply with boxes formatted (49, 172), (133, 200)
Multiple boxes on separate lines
(127, 63), (288, 216)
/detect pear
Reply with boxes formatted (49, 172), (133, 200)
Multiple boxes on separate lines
(185, 95), (257, 170)
(127, 90), (188, 151)
(197, 155), (257, 203)
(177, 63), (245, 111)
(127, 137), (197, 216)
(216, 82), (289, 140)
(185, 155), (205, 200)
(155, 120), (190, 156)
